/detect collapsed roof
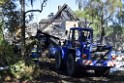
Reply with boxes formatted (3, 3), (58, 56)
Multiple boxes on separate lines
(39, 4), (79, 31)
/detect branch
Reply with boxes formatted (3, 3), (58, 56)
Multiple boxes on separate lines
(25, 0), (47, 15)
(104, 15), (111, 22)
(25, 10), (41, 14)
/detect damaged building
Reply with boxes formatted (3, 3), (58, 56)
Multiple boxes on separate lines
(38, 4), (89, 38)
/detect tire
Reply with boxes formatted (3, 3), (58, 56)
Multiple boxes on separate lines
(67, 53), (77, 76)
(55, 51), (63, 70)
(95, 68), (110, 76)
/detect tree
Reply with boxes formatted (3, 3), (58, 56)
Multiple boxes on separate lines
(1, 0), (21, 32)
(0, 0), (8, 6)
(76, 0), (82, 10)
(0, 0), (48, 59)
(75, 0), (122, 44)
(74, 10), (101, 36)
(116, 11), (124, 27)
(20, 0), (48, 58)
(0, 1), (9, 39)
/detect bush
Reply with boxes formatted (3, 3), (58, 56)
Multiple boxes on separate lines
(0, 39), (40, 80)
(9, 60), (35, 80)
(0, 40), (18, 66)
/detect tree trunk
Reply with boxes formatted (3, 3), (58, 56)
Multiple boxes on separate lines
(0, 26), (4, 40)
(21, 0), (25, 58)
(100, 26), (105, 44)
(100, 6), (105, 45)
(20, 0), (47, 59)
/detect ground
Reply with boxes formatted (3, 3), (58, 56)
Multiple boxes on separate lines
(25, 57), (124, 83)
(3, 51), (124, 83)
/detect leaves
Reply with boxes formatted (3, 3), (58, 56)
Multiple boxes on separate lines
(9, 60), (34, 79)
(0, 0), (8, 6)
(1, 0), (21, 32)
(75, 0), (123, 43)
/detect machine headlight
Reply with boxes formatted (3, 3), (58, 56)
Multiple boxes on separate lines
(50, 47), (56, 54)
(76, 49), (81, 57)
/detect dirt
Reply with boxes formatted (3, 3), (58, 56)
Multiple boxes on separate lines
(28, 57), (124, 83)
(3, 57), (124, 83)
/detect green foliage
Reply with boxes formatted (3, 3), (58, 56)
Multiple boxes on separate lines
(0, 38), (41, 80)
(75, 0), (123, 39)
(74, 10), (101, 36)
(1, 0), (21, 32)
(74, 10), (84, 18)
(0, 0), (8, 6)
(0, 18), (4, 39)
(9, 60), (35, 80)
(113, 25), (123, 36)
(0, 39), (19, 66)
(105, 26), (113, 36)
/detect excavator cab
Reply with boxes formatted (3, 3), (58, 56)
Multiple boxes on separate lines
(66, 27), (93, 48)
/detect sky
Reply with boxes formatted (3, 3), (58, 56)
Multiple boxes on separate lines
(26, 0), (78, 23)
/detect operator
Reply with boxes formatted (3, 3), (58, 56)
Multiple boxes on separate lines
(81, 32), (86, 42)
(31, 45), (40, 64)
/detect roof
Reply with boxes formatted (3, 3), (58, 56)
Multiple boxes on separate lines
(39, 4), (79, 31)
(40, 19), (63, 23)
